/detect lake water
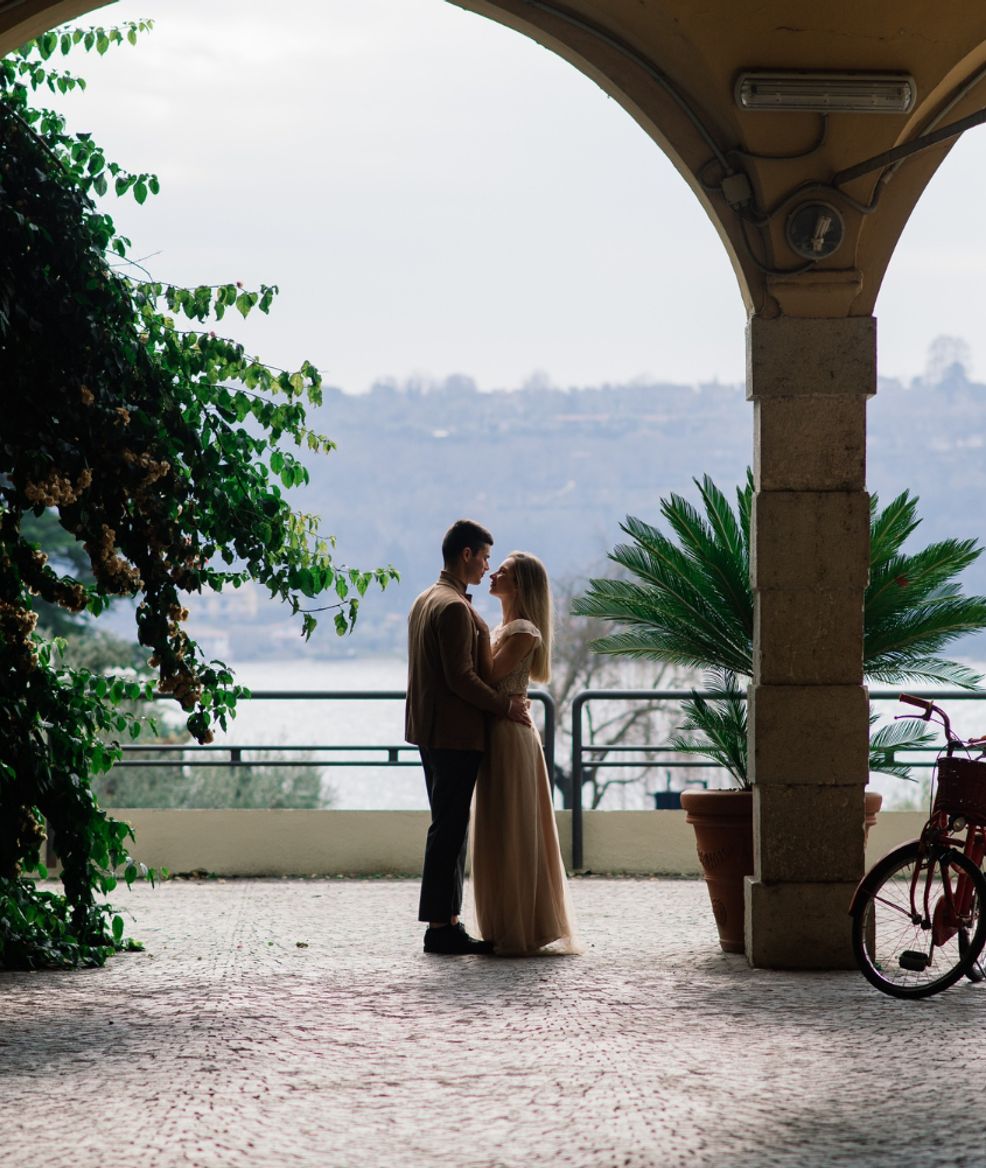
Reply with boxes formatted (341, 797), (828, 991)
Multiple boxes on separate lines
(207, 657), (421, 809)
(195, 657), (986, 811)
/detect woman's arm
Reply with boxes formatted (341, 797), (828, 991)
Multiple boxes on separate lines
(488, 631), (536, 684)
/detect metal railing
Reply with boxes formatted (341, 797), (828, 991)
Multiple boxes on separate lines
(569, 688), (986, 867)
(114, 685), (986, 871)
(570, 689), (713, 870)
(117, 688), (555, 787)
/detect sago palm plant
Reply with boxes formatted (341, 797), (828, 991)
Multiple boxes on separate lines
(573, 473), (986, 787)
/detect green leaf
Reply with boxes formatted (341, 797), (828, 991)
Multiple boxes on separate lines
(297, 566), (316, 597)
(0, 64), (391, 970)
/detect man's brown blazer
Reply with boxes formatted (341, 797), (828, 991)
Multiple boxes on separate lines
(405, 571), (510, 751)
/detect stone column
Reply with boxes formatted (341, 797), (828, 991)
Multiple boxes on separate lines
(744, 316), (875, 969)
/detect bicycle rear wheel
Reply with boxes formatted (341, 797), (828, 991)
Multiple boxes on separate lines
(960, 928), (986, 981)
(851, 842), (986, 999)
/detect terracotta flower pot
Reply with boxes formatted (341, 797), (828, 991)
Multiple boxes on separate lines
(863, 790), (883, 839)
(680, 789), (753, 953)
(681, 788), (884, 954)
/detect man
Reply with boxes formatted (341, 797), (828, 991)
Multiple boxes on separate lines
(406, 519), (529, 955)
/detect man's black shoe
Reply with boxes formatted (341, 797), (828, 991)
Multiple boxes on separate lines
(423, 922), (495, 955)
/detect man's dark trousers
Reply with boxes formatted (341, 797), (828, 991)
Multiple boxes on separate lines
(418, 747), (483, 923)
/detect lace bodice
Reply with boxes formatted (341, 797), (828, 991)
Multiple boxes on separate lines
(490, 619), (541, 695)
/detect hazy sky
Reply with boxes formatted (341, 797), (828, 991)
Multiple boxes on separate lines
(37, 0), (986, 391)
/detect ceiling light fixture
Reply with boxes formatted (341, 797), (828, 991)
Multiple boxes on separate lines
(785, 202), (845, 259)
(735, 71), (916, 114)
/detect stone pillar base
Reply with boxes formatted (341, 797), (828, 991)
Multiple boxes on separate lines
(744, 877), (858, 969)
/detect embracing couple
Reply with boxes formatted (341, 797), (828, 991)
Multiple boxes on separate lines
(405, 519), (580, 958)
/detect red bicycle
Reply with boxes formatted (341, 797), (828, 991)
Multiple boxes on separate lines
(851, 694), (986, 998)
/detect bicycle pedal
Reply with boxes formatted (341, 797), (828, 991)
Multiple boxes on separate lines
(899, 949), (931, 971)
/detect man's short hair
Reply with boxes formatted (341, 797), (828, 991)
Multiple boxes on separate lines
(442, 519), (493, 566)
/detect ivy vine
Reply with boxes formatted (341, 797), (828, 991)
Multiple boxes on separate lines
(0, 21), (396, 967)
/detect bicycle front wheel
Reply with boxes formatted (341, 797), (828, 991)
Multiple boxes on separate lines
(851, 842), (986, 999)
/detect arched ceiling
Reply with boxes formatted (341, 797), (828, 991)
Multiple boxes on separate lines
(0, 0), (102, 49)
(454, 1), (986, 318)
(7, 0), (986, 318)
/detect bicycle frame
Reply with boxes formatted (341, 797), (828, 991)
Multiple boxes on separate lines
(917, 818), (986, 947)
(852, 693), (986, 971)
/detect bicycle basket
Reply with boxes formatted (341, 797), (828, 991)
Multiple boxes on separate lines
(934, 756), (986, 824)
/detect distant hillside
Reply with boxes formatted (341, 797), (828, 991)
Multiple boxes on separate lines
(180, 367), (986, 660)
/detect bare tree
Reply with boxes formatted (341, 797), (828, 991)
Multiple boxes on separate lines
(549, 574), (701, 809)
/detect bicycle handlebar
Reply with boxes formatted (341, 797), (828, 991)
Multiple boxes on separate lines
(898, 693), (955, 746)
(894, 695), (986, 760)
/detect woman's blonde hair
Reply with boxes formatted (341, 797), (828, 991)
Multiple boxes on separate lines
(509, 551), (552, 683)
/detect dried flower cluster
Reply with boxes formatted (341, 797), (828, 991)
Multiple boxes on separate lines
(23, 467), (92, 509)
(0, 600), (39, 672)
(83, 524), (143, 595)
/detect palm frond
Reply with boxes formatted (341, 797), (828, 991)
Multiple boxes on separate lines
(868, 717), (937, 780)
(736, 470), (754, 547)
(869, 491), (920, 572)
(575, 505), (753, 674)
(866, 538), (982, 627)
(865, 653), (983, 689)
(698, 474), (746, 562)
(658, 492), (714, 561)
(588, 629), (750, 674)
(864, 596), (986, 681)
(574, 472), (986, 725)
(632, 492), (752, 666)
(669, 668), (749, 788)
(692, 475), (753, 643)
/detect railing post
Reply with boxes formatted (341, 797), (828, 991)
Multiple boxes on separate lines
(571, 693), (585, 870)
(532, 689), (556, 793)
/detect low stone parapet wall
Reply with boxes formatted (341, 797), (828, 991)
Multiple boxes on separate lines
(104, 808), (929, 877)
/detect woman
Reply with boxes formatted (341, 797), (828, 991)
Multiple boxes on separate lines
(470, 552), (581, 956)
